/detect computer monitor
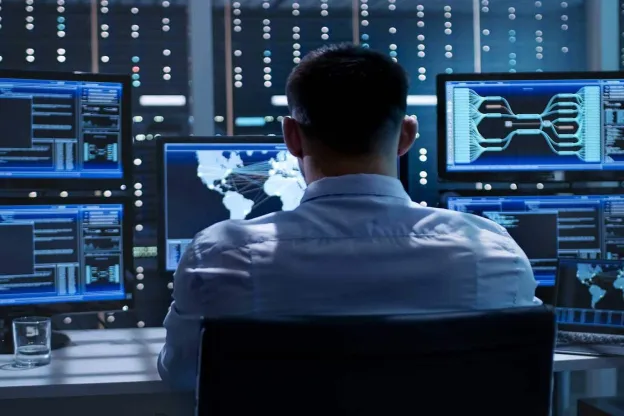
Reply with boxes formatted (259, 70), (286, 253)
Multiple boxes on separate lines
(446, 194), (624, 287)
(0, 70), (131, 188)
(159, 136), (306, 272)
(0, 200), (133, 352)
(556, 259), (624, 335)
(437, 71), (624, 182)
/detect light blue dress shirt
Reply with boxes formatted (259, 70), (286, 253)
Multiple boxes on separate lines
(158, 174), (539, 389)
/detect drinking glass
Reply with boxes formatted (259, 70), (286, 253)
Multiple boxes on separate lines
(12, 316), (51, 367)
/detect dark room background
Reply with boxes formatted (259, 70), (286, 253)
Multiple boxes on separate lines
(0, 0), (614, 328)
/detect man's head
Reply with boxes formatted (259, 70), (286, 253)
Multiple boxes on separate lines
(283, 43), (417, 182)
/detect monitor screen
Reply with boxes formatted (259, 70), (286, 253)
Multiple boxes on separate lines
(556, 259), (624, 334)
(162, 141), (306, 271)
(0, 75), (125, 179)
(446, 195), (624, 287)
(439, 73), (624, 180)
(0, 203), (128, 306)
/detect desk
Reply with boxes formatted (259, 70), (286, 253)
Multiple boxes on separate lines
(0, 328), (193, 416)
(553, 354), (624, 415)
(0, 328), (622, 415)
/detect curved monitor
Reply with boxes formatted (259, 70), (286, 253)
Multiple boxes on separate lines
(0, 70), (131, 189)
(0, 200), (133, 313)
(437, 71), (624, 182)
(159, 136), (306, 272)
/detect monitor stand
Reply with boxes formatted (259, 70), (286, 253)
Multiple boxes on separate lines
(0, 317), (72, 355)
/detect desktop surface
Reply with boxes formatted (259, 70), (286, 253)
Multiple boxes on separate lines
(447, 194), (624, 287)
(0, 327), (613, 402)
(0, 76), (125, 179)
(162, 140), (306, 271)
(0, 203), (129, 307)
(438, 73), (624, 180)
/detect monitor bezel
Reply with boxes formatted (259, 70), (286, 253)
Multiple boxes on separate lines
(436, 70), (624, 183)
(0, 69), (132, 190)
(555, 258), (624, 335)
(0, 197), (134, 315)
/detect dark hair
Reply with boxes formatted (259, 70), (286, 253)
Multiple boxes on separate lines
(285, 43), (409, 155)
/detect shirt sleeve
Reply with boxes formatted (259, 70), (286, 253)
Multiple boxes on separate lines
(472, 223), (542, 309)
(508, 238), (542, 307)
(158, 238), (252, 390)
(516, 262), (543, 306)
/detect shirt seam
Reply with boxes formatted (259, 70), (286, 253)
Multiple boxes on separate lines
(239, 233), (453, 247)
(233, 226), (508, 248)
(246, 245), (257, 315)
(300, 193), (412, 204)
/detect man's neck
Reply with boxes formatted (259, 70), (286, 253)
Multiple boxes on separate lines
(302, 160), (397, 184)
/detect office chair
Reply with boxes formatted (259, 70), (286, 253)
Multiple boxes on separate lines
(196, 306), (555, 416)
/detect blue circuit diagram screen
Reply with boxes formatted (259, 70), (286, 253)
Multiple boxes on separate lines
(163, 142), (306, 271)
(447, 195), (624, 286)
(0, 204), (127, 306)
(556, 260), (624, 330)
(445, 78), (624, 172)
(0, 78), (124, 179)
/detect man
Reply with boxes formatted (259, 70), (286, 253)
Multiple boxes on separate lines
(158, 44), (540, 389)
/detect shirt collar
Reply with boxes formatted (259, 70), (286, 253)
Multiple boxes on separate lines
(300, 174), (411, 204)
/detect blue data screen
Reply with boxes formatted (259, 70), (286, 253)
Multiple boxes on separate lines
(0, 204), (127, 306)
(556, 260), (624, 330)
(0, 78), (124, 179)
(444, 79), (624, 172)
(447, 195), (624, 286)
(163, 142), (306, 271)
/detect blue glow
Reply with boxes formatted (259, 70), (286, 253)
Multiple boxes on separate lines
(556, 259), (624, 331)
(162, 142), (304, 271)
(445, 78), (624, 172)
(0, 204), (127, 306)
(0, 77), (124, 179)
(235, 117), (266, 127)
(447, 194), (624, 287)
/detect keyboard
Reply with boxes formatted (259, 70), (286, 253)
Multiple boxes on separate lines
(556, 331), (624, 356)
(557, 331), (624, 346)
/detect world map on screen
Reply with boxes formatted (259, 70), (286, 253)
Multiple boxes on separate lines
(576, 263), (624, 308)
(196, 150), (306, 219)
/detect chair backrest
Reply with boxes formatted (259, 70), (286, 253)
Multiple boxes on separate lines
(196, 306), (555, 416)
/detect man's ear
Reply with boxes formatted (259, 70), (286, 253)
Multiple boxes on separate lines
(398, 115), (418, 157)
(282, 116), (304, 158)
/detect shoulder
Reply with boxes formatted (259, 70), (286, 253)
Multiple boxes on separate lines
(411, 205), (511, 238)
(189, 212), (283, 255)
(409, 206), (528, 266)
